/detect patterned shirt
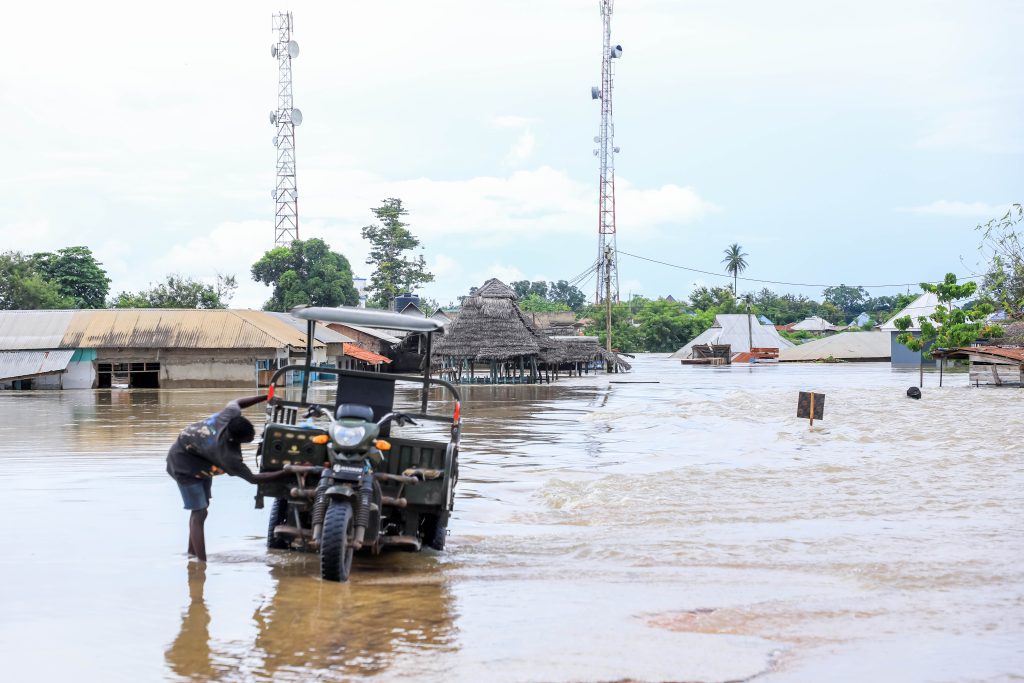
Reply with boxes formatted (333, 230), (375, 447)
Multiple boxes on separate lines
(166, 401), (256, 484)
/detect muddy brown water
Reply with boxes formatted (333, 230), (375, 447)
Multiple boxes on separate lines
(0, 356), (1021, 682)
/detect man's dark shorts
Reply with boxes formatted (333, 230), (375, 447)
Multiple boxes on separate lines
(177, 478), (213, 510)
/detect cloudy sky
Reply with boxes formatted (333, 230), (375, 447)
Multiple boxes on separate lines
(3, 0), (1021, 308)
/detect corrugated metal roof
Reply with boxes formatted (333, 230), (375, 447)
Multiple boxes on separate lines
(779, 331), (891, 362)
(264, 311), (355, 343)
(670, 315), (794, 359)
(0, 310), (76, 350)
(59, 309), (321, 349)
(932, 346), (1024, 363)
(343, 343), (392, 365)
(879, 292), (943, 331)
(0, 350), (75, 380)
(0, 309), (326, 351)
(791, 315), (840, 332)
(327, 323), (402, 344)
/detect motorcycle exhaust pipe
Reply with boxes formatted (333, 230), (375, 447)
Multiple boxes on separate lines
(353, 526), (366, 550)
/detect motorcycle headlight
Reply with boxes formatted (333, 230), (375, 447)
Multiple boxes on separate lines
(331, 424), (367, 448)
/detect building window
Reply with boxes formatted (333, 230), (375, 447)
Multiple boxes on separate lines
(97, 361), (160, 389)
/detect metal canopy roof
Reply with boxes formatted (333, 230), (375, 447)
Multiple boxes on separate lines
(292, 306), (442, 333)
(0, 350), (75, 381)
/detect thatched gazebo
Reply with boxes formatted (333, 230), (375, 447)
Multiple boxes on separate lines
(433, 279), (544, 383)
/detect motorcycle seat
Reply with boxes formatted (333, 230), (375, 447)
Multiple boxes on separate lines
(336, 403), (374, 421)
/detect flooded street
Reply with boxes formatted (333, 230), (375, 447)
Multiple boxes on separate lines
(0, 355), (1021, 682)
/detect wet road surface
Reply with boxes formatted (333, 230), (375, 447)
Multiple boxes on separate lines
(0, 356), (1021, 681)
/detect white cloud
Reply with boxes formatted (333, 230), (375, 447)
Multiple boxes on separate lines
(492, 115), (535, 129)
(484, 263), (526, 285)
(505, 130), (536, 165)
(899, 200), (1007, 217)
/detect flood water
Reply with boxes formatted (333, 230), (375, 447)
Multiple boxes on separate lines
(0, 355), (1021, 682)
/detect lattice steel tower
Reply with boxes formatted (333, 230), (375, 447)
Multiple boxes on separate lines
(270, 12), (303, 247)
(591, 0), (622, 303)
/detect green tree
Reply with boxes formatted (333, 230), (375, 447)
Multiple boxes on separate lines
(634, 300), (714, 352)
(110, 274), (236, 309)
(895, 274), (1002, 385)
(721, 243), (748, 295)
(251, 238), (358, 311)
(976, 203), (1024, 317)
(519, 293), (569, 312)
(689, 285), (739, 313)
(548, 280), (587, 312)
(0, 251), (71, 309)
(822, 284), (868, 320)
(581, 302), (643, 353)
(361, 198), (434, 308)
(31, 246), (110, 309)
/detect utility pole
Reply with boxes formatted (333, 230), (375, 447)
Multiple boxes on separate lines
(605, 246), (613, 355)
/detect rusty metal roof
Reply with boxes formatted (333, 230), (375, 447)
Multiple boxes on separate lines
(0, 311), (76, 350)
(932, 346), (1024, 363)
(264, 311), (354, 343)
(0, 350), (75, 380)
(64, 310), (322, 349)
(342, 343), (392, 365)
(0, 309), (324, 350)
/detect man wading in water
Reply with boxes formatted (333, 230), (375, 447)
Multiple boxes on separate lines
(166, 395), (289, 562)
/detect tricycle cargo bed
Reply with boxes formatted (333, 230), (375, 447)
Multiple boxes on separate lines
(382, 437), (448, 507)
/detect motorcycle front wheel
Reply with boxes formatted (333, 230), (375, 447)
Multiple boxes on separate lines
(320, 500), (354, 582)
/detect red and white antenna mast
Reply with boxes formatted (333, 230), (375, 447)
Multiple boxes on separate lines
(592, 0), (622, 304)
(270, 12), (303, 247)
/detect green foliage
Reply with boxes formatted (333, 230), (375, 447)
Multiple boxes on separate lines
(251, 238), (358, 311)
(110, 274), (236, 309)
(822, 284), (868, 320)
(519, 293), (570, 312)
(511, 279), (587, 312)
(0, 251), (72, 309)
(31, 246), (110, 308)
(894, 273), (1002, 356)
(976, 203), (1024, 317)
(581, 302), (643, 353)
(1, 246), (112, 310)
(689, 285), (740, 313)
(634, 300), (715, 352)
(721, 243), (748, 294)
(361, 198), (434, 308)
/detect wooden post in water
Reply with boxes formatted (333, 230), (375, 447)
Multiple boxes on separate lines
(809, 393), (815, 428)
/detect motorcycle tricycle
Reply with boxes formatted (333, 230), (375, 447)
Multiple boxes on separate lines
(254, 306), (461, 582)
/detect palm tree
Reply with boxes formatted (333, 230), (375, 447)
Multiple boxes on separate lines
(722, 243), (748, 295)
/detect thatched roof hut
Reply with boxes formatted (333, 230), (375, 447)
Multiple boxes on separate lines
(434, 279), (540, 362)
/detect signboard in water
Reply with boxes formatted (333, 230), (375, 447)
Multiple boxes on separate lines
(797, 391), (825, 422)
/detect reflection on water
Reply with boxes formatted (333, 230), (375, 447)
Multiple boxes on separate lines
(166, 563), (214, 680)
(165, 556), (457, 682)
(1, 357), (1022, 682)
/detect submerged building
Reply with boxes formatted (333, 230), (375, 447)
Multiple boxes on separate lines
(0, 309), (392, 389)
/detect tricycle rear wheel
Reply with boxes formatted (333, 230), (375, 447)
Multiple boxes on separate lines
(320, 500), (354, 582)
(267, 499), (289, 549)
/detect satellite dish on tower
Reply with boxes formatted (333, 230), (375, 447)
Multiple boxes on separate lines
(271, 45), (278, 57)
(610, 44), (623, 58)
(272, 189), (278, 200)
(272, 136), (278, 147)
(269, 111), (277, 124)
(287, 40), (300, 58)
(591, 86), (600, 100)
(593, 136), (600, 143)
(291, 108), (303, 125)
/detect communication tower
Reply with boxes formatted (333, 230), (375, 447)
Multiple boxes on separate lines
(591, 0), (622, 304)
(270, 12), (303, 247)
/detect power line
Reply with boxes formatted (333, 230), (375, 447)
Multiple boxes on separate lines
(617, 250), (982, 290)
